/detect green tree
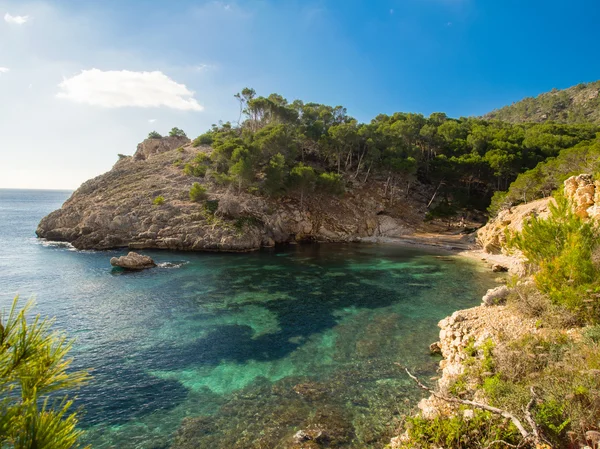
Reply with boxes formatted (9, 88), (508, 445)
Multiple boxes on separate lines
(289, 163), (316, 208)
(264, 153), (287, 196)
(0, 298), (89, 449)
(228, 147), (255, 191)
(147, 131), (162, 139)
(169, 127), (187, 138)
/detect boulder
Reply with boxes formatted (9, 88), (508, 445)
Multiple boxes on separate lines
(482, 285), (510, 306)
(429, 341), (442, 354)
(491, 263), (508, 272)
(110, 252), (156, 270)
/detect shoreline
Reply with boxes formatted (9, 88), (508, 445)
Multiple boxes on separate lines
(360, 232), (523, 275)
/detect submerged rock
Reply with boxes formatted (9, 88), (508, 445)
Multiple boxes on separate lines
(110, 251), (156, 270)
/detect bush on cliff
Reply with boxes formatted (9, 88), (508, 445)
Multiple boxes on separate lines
(148, 131), (162, 139)
(508, 196), (600, 323)
(169, 127), (187, 138)
(0, 297), (89, 449)
(189, 183), (208, 202)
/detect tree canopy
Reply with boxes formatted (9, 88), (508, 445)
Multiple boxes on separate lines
(183, 88), (599, 212)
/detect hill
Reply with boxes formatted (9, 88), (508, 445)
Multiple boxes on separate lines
(484, 80), (600, 124)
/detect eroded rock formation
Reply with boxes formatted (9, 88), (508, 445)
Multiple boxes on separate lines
(37, 138), (427, 251)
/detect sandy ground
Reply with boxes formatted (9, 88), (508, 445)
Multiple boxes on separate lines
(360, 231), (524, 275)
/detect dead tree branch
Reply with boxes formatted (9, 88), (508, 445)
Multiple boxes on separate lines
(402, 367), (536, 443)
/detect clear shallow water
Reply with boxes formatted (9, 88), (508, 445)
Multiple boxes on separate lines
(0, 189), (495, 448)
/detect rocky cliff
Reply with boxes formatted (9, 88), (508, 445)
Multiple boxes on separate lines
(476, 173), (600, 258)
(37, 137), (431, 251)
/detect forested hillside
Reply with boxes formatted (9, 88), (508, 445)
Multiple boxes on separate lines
(485, 80), (600, 124)
(179, 88), (598, 215)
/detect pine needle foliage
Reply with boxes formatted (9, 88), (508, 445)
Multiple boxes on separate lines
(0, 297), (90, 449)
(507, 197), (600, 323)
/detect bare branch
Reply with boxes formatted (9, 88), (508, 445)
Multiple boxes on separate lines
(485, 439), (520, 449)
(523, 387), (541, 445)
(402, 366), (531, 441)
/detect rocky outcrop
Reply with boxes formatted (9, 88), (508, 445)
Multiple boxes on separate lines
(478, 174), (600, 258)
(481, 285), (509, 306)
(564, 173), (600, 219)
(476, 197), (551, 255)
(110, 251), (156, 270)
(134, 136), (190, 161)
(417, 304), (537, 420)
(37, 138), (425, 251)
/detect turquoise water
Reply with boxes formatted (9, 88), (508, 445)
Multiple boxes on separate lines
(0, 189), (494, 448)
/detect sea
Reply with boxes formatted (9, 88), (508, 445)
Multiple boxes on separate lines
(0, 188), (495, 448)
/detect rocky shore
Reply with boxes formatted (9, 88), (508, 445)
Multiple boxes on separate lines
(390, 173), (600, 448)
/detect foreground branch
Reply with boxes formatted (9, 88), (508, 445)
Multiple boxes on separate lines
(402, 366), (539, 444)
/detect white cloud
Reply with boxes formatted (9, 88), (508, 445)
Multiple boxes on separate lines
(148, 118), (156, 123)
(0, 67), (9, 73)
(4, 13), (30, 24)
(56, 69), (204, 111)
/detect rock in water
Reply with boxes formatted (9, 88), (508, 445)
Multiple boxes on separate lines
(110, 252), (156, 270)
(491, 263), (508, 272)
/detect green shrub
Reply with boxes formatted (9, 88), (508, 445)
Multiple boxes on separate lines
(234, 216), (263, 232)
(507, 196), (600, 323)
(148, 131), (162, 139)
(192, 132), (214, 147)
(317, 172), (345, 195)
(204, 200), (219, 215)
(401, 409), (520, 449)
(153, 196), (165, 206)
(189, 183), (208, 202)
(583, 324), (600, 343)
(183, 163), (207, 177)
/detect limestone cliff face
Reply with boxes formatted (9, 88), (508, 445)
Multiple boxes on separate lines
(477, 173), (600, 256)
(476, 198), (552, 255)
(37, 138), (427, 251)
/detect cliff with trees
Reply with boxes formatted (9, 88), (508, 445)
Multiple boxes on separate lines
(37, 87), (600, 251)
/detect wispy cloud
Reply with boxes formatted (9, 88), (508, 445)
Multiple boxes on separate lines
(57, 69), (204, 111)
(4, 13), (30, 24)
(148, 118), (157, 123)
(0, 67), (9, 73)
(195, 63), (216, 72)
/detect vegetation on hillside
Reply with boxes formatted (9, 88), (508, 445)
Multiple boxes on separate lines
(0, 298), (89, 449)
(490, 136), (600, 214)
(176, 88), (598, 214)
(400, 200), (600, 448)
(485, 81), (600, 125)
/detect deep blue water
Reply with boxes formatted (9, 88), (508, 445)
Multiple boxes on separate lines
(0, 189), (495, 448)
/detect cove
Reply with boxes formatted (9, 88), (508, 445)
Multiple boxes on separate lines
(0, 190), (496, 448)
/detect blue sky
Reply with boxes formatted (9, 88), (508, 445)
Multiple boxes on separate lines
(1, 0), (599, 189)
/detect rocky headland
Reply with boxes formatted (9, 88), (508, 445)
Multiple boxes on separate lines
(36, 137), (442, 251)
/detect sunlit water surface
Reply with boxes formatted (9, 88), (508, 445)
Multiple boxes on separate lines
(0, 189), (495, 448)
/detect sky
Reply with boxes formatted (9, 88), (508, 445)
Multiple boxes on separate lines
(1, 0), (600, 189)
